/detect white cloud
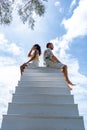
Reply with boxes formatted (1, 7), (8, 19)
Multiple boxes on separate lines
(12, 20), (32, 33)
(0, 56), (17, 66)
(7, 43), (22, 55)
(54, 1), (63, 13)
(51, 0), (87, 60)
(70, 0), (77, 11)
(62, 0), (87, 39)
(0, 34), (26, 128)
(0, 33), (21, 126)
(0, 33), (26, 68)
(0, 33), (23, 55)
(0, 66), (20, 89)
(0, 66), (20, 127)
(54, 1), (60, 7)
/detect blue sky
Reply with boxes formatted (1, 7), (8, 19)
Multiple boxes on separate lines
(0, 0), (87, 129)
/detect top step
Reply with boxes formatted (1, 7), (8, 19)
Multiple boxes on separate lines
(24, 67), (62, 73)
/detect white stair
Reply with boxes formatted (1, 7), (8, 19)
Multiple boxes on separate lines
(12, 94), (74, 104)
(7, 103), (79, 116)
(2, 115), (84, 130)
(15, 86), (70, 94)
(1, 67), (85, 130)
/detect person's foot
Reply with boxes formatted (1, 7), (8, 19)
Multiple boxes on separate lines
(67, 80), (76, 86)
(69, 87), (73, 90)
(69, 82), (75, 86)
(67, 84), (73, 90)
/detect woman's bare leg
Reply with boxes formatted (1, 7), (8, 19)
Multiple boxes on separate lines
(20, 63), (27, 75)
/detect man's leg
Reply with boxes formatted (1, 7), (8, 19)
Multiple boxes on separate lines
(62, 65), (75, 86)
(45, 62), (75, 89)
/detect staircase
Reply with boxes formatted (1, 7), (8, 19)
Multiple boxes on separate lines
(1, 67), (85, 130)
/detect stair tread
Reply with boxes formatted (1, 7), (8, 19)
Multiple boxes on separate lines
(3, 114), (83, 119)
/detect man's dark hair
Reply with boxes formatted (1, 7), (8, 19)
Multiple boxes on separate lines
(46, 42), (52, 48)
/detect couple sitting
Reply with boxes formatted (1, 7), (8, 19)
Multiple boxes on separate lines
(20, 42), (75, 89)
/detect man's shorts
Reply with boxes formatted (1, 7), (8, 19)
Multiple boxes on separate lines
(47, 62), (65, 69)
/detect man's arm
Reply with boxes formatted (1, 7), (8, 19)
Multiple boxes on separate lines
(51, 55), (60, 62)
(45, 48), (61, 62)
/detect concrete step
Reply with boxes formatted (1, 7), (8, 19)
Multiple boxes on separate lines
(24, 67), (62, 73)
(20, 77), (65, 81)
(20, 76), (65, 81)
(22, 67), (63, 74)
(12, 94), (74, 104)
(1, 115), (85, 130)
(18, 81), (67, 87)
(22, 72), (63, 77)
(15, 87), (70, 95)
(7, 103), (79, 116)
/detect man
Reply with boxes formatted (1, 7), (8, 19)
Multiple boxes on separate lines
(43, 42), (75, 89)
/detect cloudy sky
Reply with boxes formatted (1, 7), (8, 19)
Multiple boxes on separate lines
(0, 0), (87, 129)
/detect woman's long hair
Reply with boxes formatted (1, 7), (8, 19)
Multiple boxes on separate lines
(34, 44), (41, 56)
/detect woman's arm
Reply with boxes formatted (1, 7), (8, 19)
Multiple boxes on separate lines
(26, 50), (37, 64)
(27, 46), (35, 57)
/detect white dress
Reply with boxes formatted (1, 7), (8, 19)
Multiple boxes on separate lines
(27, 52), (39, 68)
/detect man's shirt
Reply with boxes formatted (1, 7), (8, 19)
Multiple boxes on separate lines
(43, 48), (55, 66)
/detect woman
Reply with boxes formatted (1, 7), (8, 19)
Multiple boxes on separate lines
(20, 44), (41, 75)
